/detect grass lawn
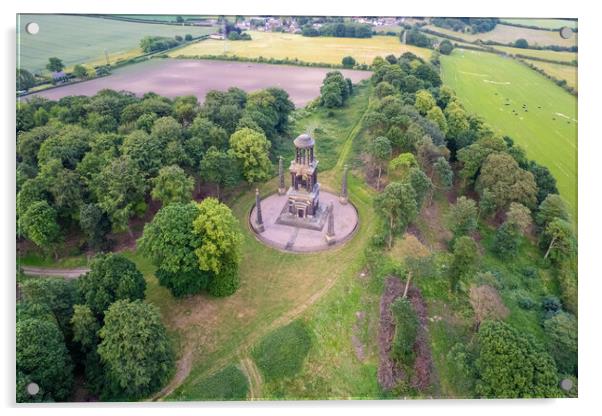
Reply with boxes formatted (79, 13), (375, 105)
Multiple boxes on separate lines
(179, 364), (249, 401)
(524, 59), (578, 90)
(491, 45), (577, 63)
(500, 19), (577, 30)
(169, 30), (432, 65)
(424, 24), (577, 48)
(17, 14), (217, 73)
(440, 48), (577, 220)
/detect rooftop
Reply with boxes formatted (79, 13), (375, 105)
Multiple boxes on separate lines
(294, 133), (315, 148)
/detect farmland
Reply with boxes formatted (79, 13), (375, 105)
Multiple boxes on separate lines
(500, 18), (577, 30)
(169, 30), (432, 64)
(424, 23), (577, 47)
(524, 59), (578, 90)
(491, 45), (577, 63)
(17, 14), (217, 73)
(26, 59), (371, 107)
(440, 48), (577, 218)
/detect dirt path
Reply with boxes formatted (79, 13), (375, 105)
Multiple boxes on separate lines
(20, 266), (90, 279)
(151, 347), (193, 401)
(240, 357), (263, 400)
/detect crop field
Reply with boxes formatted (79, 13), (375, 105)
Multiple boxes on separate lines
(169, 30), (432, 64)
(500, 18), (577, 30)
(491, 45), (577, 63)
(17, 14), (217, 73)
(440, 49), (577, 218)
(26, 59), (371, 107)
(525, 59), (578, 90)
(424, 23), (577, 48)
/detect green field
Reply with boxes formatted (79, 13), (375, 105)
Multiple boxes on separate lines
(170, 30), (432, 64)
(491, 45), (577, 63)
(440, 49), (577, 219)
(524, 59), (578, 90)
(500, 18), (577, 30)
(17, 14), (217, 73)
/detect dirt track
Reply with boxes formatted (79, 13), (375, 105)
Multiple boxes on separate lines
(20, 266), (89, 279)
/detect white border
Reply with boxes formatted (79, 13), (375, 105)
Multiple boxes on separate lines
(2, 1), (600, 415)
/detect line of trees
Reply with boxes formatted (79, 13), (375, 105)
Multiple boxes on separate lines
(301, 22), (372, 38)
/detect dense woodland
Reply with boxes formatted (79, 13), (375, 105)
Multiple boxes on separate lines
(16, 50), (577, 400)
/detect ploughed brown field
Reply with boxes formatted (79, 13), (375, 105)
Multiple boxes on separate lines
(26, 59), (373, 107)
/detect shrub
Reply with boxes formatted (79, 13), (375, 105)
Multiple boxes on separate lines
(541, 295), (562, 319)
(390, 298), (419, 364)
(514, 290), (535, 310)
(252, 320), (312, 382)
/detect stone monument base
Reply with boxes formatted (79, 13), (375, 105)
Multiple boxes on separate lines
(275, 202), (329, 231)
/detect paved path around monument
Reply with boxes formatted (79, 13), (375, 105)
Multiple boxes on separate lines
(250, 191), (358, 252)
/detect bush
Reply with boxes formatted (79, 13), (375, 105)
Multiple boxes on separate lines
(390, 298), (419, 364)
(252, 320), (312, 382)
(156, 268), (210, 298)
(439, 40), (454, 55)
(514, 290), (535, 310)
(541, 295), (562, 319)
(341, 56), (356, 68)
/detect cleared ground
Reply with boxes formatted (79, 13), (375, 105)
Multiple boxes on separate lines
(524, 59), (578, 90)
(17, 14), (217, 73)
(169, 30), (432, 64)
(491, 45), (577, 63)
(500, 18), (577, 30)
(424, 23), (577, 48)
(26, 59), (372, 107)
(440, 49), (577, 218)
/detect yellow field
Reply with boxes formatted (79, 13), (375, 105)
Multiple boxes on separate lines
(525, 59), (578, 90)
(424, 24), (577, 48)
(492, 45), (577, 63)
(169, 30), (432, 64)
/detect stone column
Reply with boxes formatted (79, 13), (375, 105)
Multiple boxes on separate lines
(278, 156), (286, 195)
(255, 188), (265, 233)
(325, 202), (336, 245)
(339, 164), (349, 205)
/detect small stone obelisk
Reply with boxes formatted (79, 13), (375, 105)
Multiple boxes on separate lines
(325, 202), (336, 245)
(339, 164), (349, 204)
(278, 155), (286, 195)
(255, 188), (265, 233)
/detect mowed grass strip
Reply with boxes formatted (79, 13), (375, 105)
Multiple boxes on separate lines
(181, 364), (249, 401)
(440, 49), (577, 219)
(17, 14), (217, 73)
(169, 30), (432, 64)
(424, 24), (577, 48)
(252, 320), (312, 382)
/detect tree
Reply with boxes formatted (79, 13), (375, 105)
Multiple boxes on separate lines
(200, 146), (241, 199)
(97, 300), (174, 400)
(505, 202), (532, 234)
(414, 90), (436, 115)
(543, 312), (578, 375)
(476, 152), (537, 212)
(193, 198), (243, 296)
(439, 39), (454, 55)
(528, 161), (558, 205)
(375, 81), (397, 98)
(71, 304), (100, 351)
(320, 71), (350, 108)
(493, 221), (521, 258)
(433, 156), (453, 188)
(79, 203), (111, 250)
(468, 285), (509, 331)
(514, 38), (529, 49)
(475, 320), (559, 398)
(444, 101), (469, 139)
(138, 202), (211, 297)
(151, 165), (194, 205)
(94, 156), (148, 234)
(366, 136), (392, 190)
(17, 68), (36, 91)
(46, 57), (64, 72)
(121, 129), (165, 178)
(447, 196), (478, 237)
(72, 64), (88, 79)
(426, 106), (448, 134)
(16, 318), (73, 402)
(541, 218), (576, 263)
(20, 200), (61, 256)
(390, 298), (419, 364)
(406, 167), (432, 208)
(229, 128), (272, 183)
(78, 253), (146, 317)
(449, 236), (478, 292)
(374, 182), (418, 249)
(536, 194), (569, 229)
(388, 153), (417, 179)
(341, 56), (356, 68)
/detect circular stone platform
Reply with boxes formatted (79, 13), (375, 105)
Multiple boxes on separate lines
(249, 191), (359, 253)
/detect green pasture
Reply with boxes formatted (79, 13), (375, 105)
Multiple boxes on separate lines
(17, 14), (217, 73)
(440, 49), (577, 220)
(491, 45), (577, 63)
(500, 18), (577, 30)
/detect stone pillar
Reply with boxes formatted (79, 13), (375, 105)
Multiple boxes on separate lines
(339, 164), (349, 204)
(278, 156), (286, 195)
(255, 188), (265, 233)
(325, 202), (336, 245)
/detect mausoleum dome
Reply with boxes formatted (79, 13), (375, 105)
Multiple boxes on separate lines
(294, 133), (315, 148)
